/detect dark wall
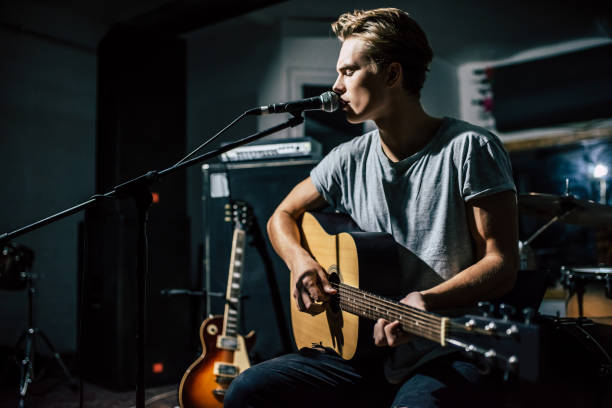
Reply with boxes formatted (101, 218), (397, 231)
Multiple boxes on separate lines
(0, 26), (96, 352)
(186, 18), (279, 315)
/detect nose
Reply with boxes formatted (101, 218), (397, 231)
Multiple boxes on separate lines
(332, 75), (344, 95)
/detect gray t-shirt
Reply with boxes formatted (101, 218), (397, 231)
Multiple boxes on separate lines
(310, 117), (516, 382)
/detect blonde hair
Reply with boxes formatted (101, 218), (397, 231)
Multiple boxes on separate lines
(332, 8), (433, 96)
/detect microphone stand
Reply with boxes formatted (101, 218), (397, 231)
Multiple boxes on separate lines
(0, 112), (304, 408)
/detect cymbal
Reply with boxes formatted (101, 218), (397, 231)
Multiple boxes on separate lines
(518, 193), (612, 227)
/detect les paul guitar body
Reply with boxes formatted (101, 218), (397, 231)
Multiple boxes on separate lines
(178, 316), (255, 408)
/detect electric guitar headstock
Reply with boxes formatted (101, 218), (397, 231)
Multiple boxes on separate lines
(447, 302), (540, 383)
(224, 200), (254, 232)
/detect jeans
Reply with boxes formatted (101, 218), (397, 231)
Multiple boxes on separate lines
(224, 347), (494, 408)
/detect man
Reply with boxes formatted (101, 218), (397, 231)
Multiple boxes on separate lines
(225, 8), (518, 407)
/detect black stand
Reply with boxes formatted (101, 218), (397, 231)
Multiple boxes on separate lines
(16, 274), (75, 407)
(1, 113), (304, 408)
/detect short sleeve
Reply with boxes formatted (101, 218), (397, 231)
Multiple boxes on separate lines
(461, 136), (516, 201)
(310, 146), (345, 210)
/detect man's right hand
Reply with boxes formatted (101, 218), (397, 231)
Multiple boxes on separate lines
(291, 255), (337, 315)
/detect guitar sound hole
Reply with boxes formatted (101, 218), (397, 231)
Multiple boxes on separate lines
(328, 271), (341, 314)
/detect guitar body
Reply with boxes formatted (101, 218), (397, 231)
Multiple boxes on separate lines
(178, 316), (255, 408)
(293, 212), (541, 383)
(292, 211), (401, 360)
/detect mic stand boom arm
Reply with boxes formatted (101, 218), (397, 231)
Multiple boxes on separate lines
(0, 113), (304, 408)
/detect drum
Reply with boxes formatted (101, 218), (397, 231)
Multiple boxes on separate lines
(0, 243), (34, 291)
(561, 266), (612, 325)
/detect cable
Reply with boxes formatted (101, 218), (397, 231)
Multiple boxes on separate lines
(172, 108), (258, 167)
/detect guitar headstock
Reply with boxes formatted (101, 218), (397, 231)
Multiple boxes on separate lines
(448, 303), (540, 383)
(224, 200), (254, 231)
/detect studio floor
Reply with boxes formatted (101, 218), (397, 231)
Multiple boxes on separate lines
(0, 352), (180, 408)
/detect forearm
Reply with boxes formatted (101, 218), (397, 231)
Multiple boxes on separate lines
(420, 253), (517, 310)
(267, 209), (313, 270)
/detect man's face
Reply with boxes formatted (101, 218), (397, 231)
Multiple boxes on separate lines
(332, 37), (388, 124)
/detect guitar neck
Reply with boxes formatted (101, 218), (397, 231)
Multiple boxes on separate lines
(222, 228), (246, 338)
(336, 282), (448, 345)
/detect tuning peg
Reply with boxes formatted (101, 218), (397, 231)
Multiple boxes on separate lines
(522, 308), (536, 325)
(224, 217), (231, 222)
(499, 303), (516, 321)
(224, 203), (231, 209)
(503, 356), (519, 382)
(477, 301), (495, 317)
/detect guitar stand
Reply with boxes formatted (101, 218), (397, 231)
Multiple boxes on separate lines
(15, 274), (75, 408)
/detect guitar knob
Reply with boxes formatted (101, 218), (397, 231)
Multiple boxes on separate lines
(477, 301), (495, 317)
(522, 307), (536, 325)
(499, 303), (516, 321)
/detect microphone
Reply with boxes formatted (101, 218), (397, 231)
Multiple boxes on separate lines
(252, 91), (340, 115)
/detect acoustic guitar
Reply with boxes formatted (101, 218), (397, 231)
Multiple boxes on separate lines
(179, 201), (256, 408)
(292, 211), (541, 382)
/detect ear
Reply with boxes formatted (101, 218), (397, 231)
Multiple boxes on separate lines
(386, 62), (402, 88)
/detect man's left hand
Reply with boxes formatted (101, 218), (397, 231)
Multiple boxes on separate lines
(372, 291), (427, 347)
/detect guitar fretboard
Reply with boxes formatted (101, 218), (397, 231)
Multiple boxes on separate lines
(223, 228), (246, 338)
(335, 282), (447, 344)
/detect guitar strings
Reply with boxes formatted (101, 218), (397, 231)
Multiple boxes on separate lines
(336, 293), (442, 335)
(336, 291), (442, 334)
(332, 282), (443, 323)
(329, 283), (444, 339)
(337, 297), (442, 342)
(330, 283), (506, 340)
(332, 285), (443, 336)
(329, 282), (502, 337)
(330, 282), (442, 326)
(335, 294), (500, 344)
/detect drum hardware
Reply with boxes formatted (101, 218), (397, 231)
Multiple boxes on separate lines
(1, 243), (34, 291)
(518, 192), (612, 227)
(517, 205), (572, 270)
(561, 266), (612, 326)
(1, 244), (76, 407)
(539, 315), (612, 379)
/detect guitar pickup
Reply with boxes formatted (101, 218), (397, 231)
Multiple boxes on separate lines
(216, 335), (238, 350)
(214, 362), (239, 378)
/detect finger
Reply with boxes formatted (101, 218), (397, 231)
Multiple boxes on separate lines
(306, 285), (324, 303)
(373, 318), (389, 347)
(384, 320), (402, 347)
(301, 273), (324, 301)
(298, 271), (317, 292)
(295, 289), (306, 312)
(300, 291), (326, 315)
(317, 269), (337, 295)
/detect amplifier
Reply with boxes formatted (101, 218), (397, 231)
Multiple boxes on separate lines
(220, 137), (322, 162)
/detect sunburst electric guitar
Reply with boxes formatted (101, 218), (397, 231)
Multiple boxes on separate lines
(292, 211), (541, 382)
(179, 200), (256, 408)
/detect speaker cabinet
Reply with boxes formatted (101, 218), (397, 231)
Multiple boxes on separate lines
(82, 205), (196, 390)
(201, 159), (319, 363)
